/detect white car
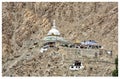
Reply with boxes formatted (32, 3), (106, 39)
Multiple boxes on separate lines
(107, 50), (112, 55)
(40, 47), (48, 53)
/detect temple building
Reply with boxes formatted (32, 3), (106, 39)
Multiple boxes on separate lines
(47, 20), (60, 36)
(42, 20), (69, 47)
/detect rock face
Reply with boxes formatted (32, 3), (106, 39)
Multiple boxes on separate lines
(2, 2), (118, 76)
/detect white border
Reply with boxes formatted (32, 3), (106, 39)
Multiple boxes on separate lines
(1, 0), (119, 2)
(0, 0), (2, 78)
(118, 0), (120, 78)
(0, 0), (119, 79)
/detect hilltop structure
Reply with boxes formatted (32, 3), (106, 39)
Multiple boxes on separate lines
(2, 2), (117, 76)
(42, 20), (69, 47)
(2, 20), (115, 76)
(47, 20), (60, 36)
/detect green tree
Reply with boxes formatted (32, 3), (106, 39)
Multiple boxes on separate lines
(112, 56), (118, 76)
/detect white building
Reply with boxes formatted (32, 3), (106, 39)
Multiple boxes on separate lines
(47, 20), (60, 36)
(43, 20), (68, 43)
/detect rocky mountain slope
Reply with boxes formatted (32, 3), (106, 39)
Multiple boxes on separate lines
(2, 2), (118, 76)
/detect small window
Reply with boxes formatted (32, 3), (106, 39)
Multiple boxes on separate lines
(90, 67), (93, 71)
(48, 64), (50, 67)
(34, 42), (38, 45)
(99, 46), (101, 48)
(33, 31), (35, 33)
(29, 47), (32, 49)
(71, 66), (74, 68)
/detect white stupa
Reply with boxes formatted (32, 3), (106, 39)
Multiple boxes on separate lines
(47, 20), (60, 36)
(43, 20), (68, 43)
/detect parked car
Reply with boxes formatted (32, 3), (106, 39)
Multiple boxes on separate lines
(40, 46), (48, 53)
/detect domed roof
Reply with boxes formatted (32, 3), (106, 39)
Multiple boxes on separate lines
(47, 20), (60, 36)
(47, 27), (60, 36)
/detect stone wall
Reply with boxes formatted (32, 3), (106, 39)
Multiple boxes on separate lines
(2, 39), (115, 76)
(62, 47), (100, 58)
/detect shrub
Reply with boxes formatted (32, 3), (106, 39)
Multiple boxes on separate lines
(112, 56), (118, 76)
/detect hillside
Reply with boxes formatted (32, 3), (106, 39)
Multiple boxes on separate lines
(2, 2), (118, 76)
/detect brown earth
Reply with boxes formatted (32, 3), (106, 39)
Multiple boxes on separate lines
(2, 2), (118, 76)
